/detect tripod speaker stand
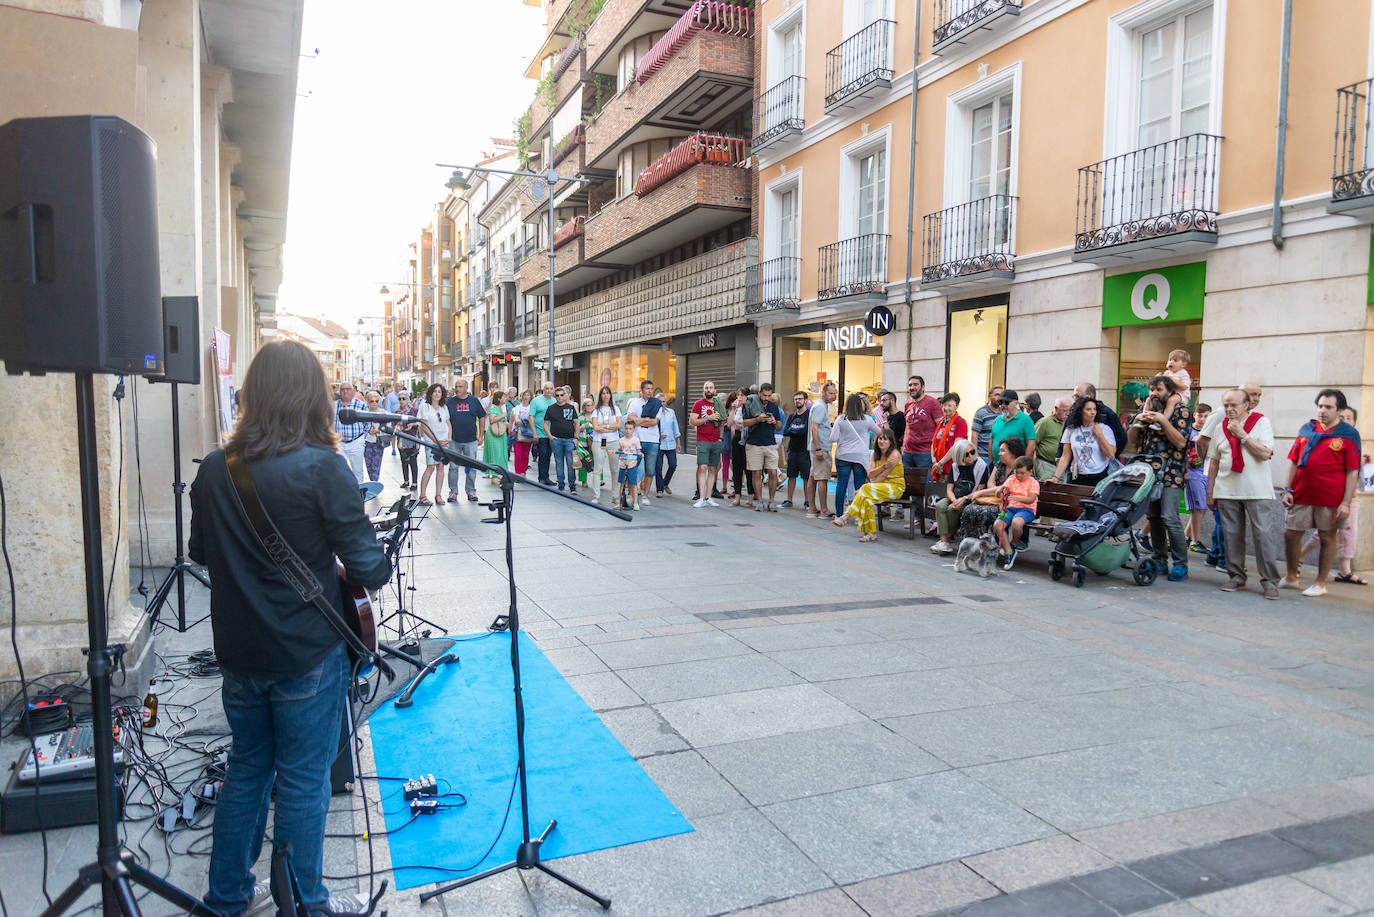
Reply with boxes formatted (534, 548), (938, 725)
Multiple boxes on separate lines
(42, 373), (217, 917)
(372, 419), (621, 911)
(145, 380), (210, 631)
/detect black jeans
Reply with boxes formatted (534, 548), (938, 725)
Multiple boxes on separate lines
(730, 438), (754, 496)
(536, 437), (552, 482)
(399, 448), (419, 486)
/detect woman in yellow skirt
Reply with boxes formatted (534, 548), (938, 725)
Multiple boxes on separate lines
(833, 427), (906, 542)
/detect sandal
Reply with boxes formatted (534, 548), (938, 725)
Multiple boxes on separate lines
(419, 497), (433, 505)
(1335, 572), (1369, 585)
(859, 533), (878, 542)
(832, 515), (848, 527)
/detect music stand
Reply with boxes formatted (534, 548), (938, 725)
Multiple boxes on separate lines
(383, 421), (621, 911)
(374, 498), (446, 640)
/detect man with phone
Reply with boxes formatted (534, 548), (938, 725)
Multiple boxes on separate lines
(691, 380), (725, 507)
(743, 382), (785, 512)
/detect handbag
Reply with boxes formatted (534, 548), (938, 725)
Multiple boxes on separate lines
(222, 452), (392, 680)
(974, 494), (1001, 506)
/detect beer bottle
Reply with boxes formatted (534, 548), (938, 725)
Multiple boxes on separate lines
(141, 678), (158, 729)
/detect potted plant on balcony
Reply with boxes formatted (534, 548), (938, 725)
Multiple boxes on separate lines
(690, 136), (707, 161)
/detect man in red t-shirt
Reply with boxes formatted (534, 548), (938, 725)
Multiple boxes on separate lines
(690, 380), (725, 507)
(902, 375), (941, 472)
(1281, 389), (1361, 597)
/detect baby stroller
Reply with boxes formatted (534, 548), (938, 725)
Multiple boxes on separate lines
(1047, 462), (1161, 588)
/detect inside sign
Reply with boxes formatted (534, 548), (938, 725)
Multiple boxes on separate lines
(824, 324), (876, 351)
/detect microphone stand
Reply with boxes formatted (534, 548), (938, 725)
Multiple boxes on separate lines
(386, 422), (622, 910)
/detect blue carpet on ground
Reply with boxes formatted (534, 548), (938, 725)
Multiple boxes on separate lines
(367, 631), (693, 889)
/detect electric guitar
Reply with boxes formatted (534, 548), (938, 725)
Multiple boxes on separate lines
(337, 563), (377, 653)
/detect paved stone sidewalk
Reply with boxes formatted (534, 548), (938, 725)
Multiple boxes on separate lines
(4, 450), (1372, 916)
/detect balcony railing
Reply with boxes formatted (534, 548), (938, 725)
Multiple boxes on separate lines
(551, 124), (585, 168)
(745, 257), (802, 314)
(553, 32), (585, 82)
(552, 215), (586, 250)
(1332, 78), (1374, 206)
(1075, 133), (1222, 256)
(818, 234), (889, 300)
(825, 19), (894, 109)
(922, 195), (1016, 287)
(933, 0), (1022, 52)
(753, 76), (805, 150)
(634, 133), (748, 197)
(636, 0), (754, 85)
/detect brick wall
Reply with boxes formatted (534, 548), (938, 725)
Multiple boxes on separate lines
(584, 162), (751, 260)
(554, 237), (757, 355)
(517, 237), (588, 295)
(585, 0), (643, 71)
(528, 53), (587, 141)
(584, 30), (753, 166)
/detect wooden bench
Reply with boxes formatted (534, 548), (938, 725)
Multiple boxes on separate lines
(1025, 481), (1097, 541)
(875, 468), (933, 540)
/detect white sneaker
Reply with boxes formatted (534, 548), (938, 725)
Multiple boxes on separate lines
(706, 498), (720, 507)
(1302, 584), (1328, 597)
(245, 882), (273, 917)
(641, 496), (652, 505)
(693, 498), (707, 508)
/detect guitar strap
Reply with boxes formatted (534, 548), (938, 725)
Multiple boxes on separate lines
(223, 451), (389, 679)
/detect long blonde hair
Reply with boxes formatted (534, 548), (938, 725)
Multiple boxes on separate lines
(226, 340), (338, 462)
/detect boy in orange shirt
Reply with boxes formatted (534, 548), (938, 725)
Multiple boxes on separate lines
(994, 456), (1041, 570)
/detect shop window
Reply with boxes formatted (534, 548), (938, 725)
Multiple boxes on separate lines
(946, 302), (1007, 405)
(588, 345), (678, 410)
(775, 326), (883, 409)
(1117, 321), (1203, 414)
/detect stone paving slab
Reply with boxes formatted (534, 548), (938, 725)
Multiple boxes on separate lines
(654, 683), (868, 748)
(613, 653), (803, 704)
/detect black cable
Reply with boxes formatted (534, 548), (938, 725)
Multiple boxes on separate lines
(130, 376), (153, 602)
(1, 467), (52, 906)
(105, 377), (126, 626)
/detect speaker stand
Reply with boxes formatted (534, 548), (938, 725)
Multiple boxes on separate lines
(42, 373), (216, 917)
(145, 381), (209, 631)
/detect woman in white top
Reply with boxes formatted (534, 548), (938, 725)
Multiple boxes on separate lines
(1049, 397), (1118, 488)
(832, 393), (880, 511)
(416, 382), (451, 505)
(511, 390), (534, 476)
(588, 386), (622, 503)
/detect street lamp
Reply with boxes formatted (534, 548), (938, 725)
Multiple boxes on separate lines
(436, 161), (591, 386)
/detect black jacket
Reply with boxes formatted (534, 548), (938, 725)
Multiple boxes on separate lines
(189, 443), (391, 680)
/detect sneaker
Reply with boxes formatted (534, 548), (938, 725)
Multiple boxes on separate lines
(712, 489), (724, 499)
(641, 496), (651, 505)
(1220, 578), (1245, 592)
(633, 500), (642, 511)
(446, 494), (458, 503)
(779, 500), (793, 509)
(754, 502), (762, 512)
(767, 501), (777, 512)
(245, 882), (273, 916)
(467, 493), (478, 502)
(806, 511), (820, 519)
(1189, 541), (1207, 553)
(706, 498), (720, 507)
(324, 891), (371, 915)
(656, 491), (666, 498)
(1263, 584), (1281, 600)
(664, 486), (673, 495)
(1205, 556), (1221, 568)
(694, 498), (707, 508)
(1133, 531), (1153, 552)
(1279, 577), (1302, 590)
(1167, 563), (1188, 582)
(1302, 584), (1328, 597)
(1003, 549), (1018, 571)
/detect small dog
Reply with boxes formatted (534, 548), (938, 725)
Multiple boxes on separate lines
(954, 534), (999, 577)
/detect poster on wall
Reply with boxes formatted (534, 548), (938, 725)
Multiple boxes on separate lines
(210, 328), (236, 444)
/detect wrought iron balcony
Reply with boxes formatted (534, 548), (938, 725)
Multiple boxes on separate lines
(634, 133), (748, 196)
(932, 0), (1021, 54)
(636, 0), (754, 86)
(1074, 133), (1221, 260)
(818, 234), (889, 300)
(825, 20), (894, 110)
(922, 195), (1016, 288)
(745, 257), (802, 314)
(753, 76), (805, 151)
(1331, 78), (1374, 215)
(552, 215), (586, 249)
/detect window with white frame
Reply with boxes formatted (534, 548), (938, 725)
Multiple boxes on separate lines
(941, 65), (1020, 261)
(856, 149), (887, 238)
(838, 132), (890, 285)
(1136, 6), (1212, 147)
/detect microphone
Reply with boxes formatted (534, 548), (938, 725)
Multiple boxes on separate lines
(338, 407), (411, 425)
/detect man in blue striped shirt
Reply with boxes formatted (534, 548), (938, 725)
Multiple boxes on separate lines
(335, 381), (368, 483)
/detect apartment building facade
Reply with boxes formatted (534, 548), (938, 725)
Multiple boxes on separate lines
(515, 0), (762, 441)
(752, 0), (1374, 476)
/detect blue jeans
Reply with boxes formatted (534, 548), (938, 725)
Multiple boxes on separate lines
(536, 437), (552, 482)
(551, 437), (575, 489)
(655, 446), (677, 492)
(446, 440), (480, 495)
(206, 644), (348, 916)
(902, 451), (932, 470)
(639, 442), (660, 490)
(834, 459), (868, 510)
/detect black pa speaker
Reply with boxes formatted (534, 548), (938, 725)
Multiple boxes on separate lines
(155, 295), (200, 385)
(0, 115), (163, 376)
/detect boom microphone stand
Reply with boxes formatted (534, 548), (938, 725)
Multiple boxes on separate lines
(145, 380), (210, 631)
(375, 418), (622, 910)
(42, 373), (216, 917)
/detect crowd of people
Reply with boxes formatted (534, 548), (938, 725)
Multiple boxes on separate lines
(334, 370), (1368, 598)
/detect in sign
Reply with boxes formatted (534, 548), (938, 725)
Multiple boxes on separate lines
(824, 324), (876, 351)
(864, 305), (894, 337)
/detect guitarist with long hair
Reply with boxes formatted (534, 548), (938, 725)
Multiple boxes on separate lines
(190, 340), (391, 916)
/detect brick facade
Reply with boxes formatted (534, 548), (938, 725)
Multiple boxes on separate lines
(528, 52), (587, 143)
(584, 162), (751, 260)
(553, 237), (757, 355)
(517, 236), (588, 295)
(584, 30), (753, 167)
(584, 0), (645, 71)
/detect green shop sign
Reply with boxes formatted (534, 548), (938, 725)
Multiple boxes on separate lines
(1102, 262), (1205, 327)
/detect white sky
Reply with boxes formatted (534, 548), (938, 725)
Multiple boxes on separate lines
(275, 0), (544, 326)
